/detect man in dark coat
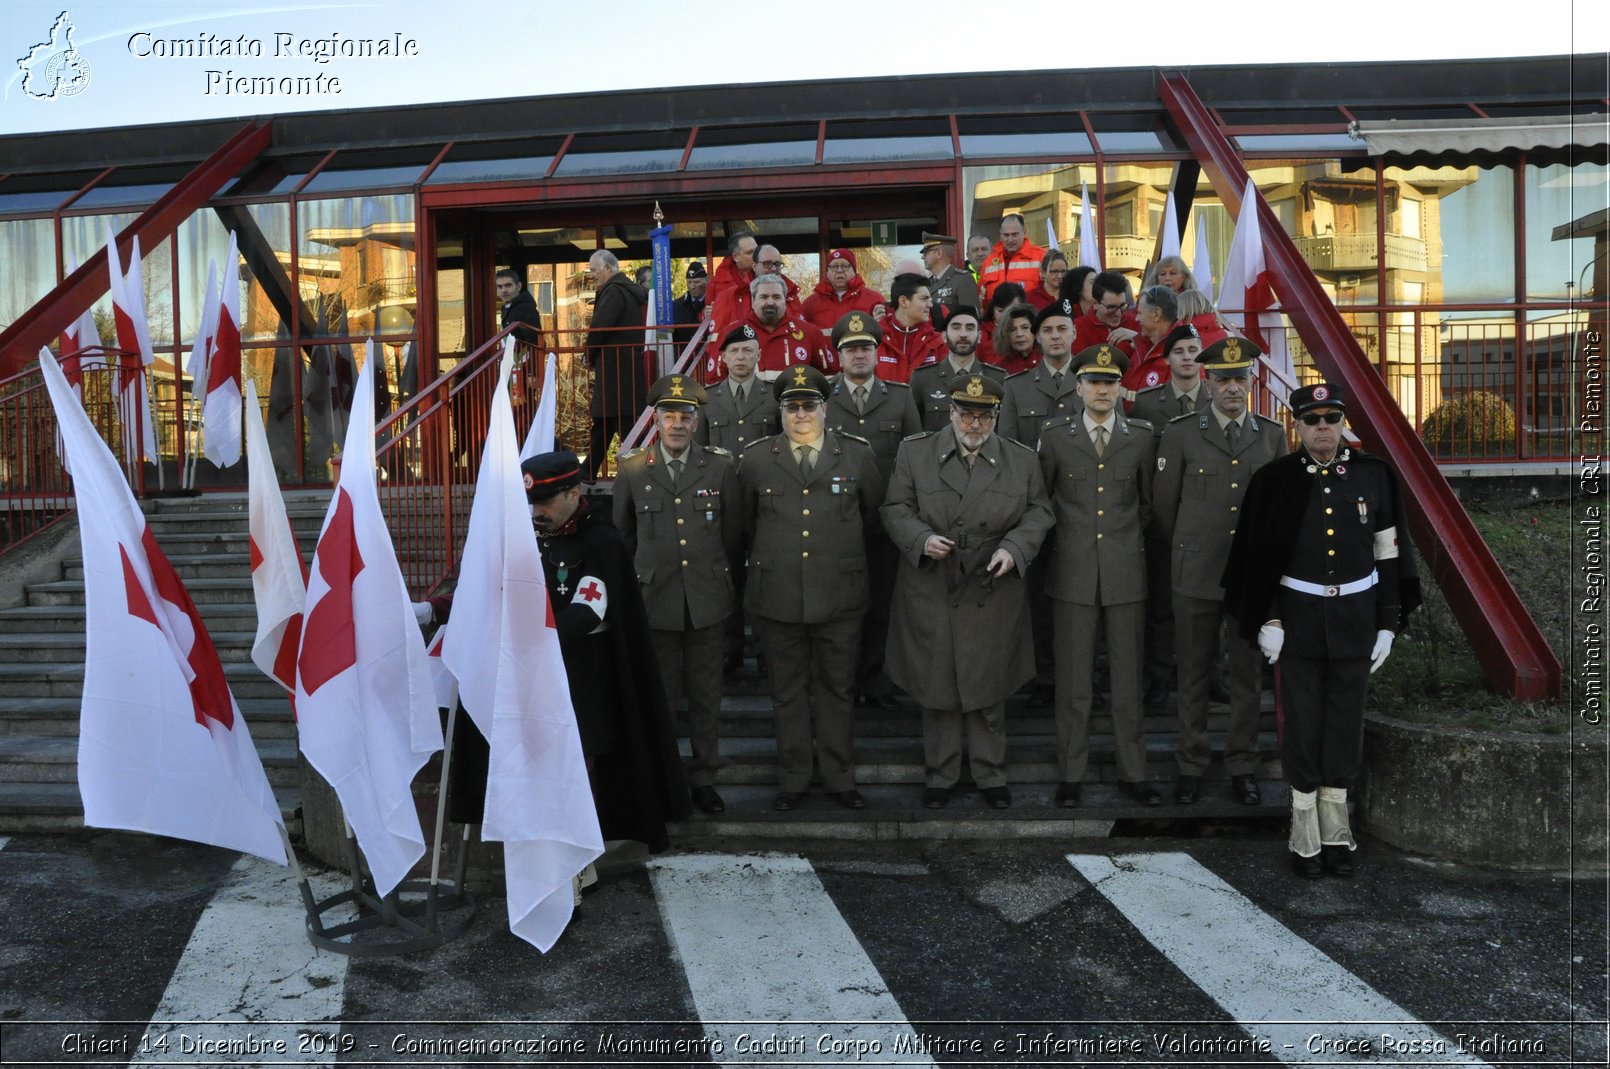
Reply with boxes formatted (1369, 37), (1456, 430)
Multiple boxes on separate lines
(497, 267), (543, 349)
(881, 373), (1053, 809)
(431, 451), (690, 853)
(1222, 383), (1420, 880)
(670, 261), (708, 350)
(585, 250), (650, 478)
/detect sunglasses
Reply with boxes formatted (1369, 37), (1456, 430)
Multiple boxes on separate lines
(782, 400), (822, 413)
(1300, 411), (1344, 426)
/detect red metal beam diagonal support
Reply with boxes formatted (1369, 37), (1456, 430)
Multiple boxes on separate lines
(0, 119), (274, 378)
(1157, 71), (1560, 701)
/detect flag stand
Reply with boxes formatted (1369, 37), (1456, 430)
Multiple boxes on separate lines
(296, 705), (475, 957)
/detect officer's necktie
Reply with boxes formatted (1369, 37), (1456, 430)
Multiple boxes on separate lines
(854, 385), (867, 414)
(797, 445), (814, 480)
(1180, 394), (1195, 417)
(1226, 419), (1241, 450)
(735, 383), (746, 405)
(669, 458), (684, 487)
(1051, 371), (1064, 393)
(1093, 424), (1108, 458)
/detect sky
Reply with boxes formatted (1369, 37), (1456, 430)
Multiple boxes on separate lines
(0, 0), (1606, 137)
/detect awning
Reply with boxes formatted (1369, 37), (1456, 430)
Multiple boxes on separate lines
(1348, 115), (1608, 155)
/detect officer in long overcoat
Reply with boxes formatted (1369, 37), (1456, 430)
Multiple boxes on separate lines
(882, 374), (1053, 809)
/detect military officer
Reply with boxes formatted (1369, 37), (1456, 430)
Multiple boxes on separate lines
(1151, 337), (1287, 808)
(614, 374), (742, 815)
(824, 311), (920, 708)
(1038, 344), (1157, 808)
(696, 323), (778, 671)
(998, 297), (1083, 449)
(1223, 382), (1420, 879)
(922, 231), (979, 313)
(881, 374), (1053, 809)
(1130, 322), (1213, 709)
(908, 305), (1007, 433)
(737, 365), (886, 811)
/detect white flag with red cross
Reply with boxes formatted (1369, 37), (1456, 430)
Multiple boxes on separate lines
(38, 349), (286, 864)
(294, 344), (441, 897)
(104, 230), (158, 464)
(442, 344), (603, 952)
(1218, 177), (1293, 383)
(245, 378), (306, 701)
(202, 232), (243, 467)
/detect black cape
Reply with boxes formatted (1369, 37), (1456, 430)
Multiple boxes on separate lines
(443, 499), (690, 851)
(1221, 446), (1422, 643)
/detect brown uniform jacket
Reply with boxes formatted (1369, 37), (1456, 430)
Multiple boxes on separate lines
(1151, 410), (1286, 603)
(695, 376), (778, 454)
(998, 361), (1084, 448)
(736, 431), (886, 624)
(824, 375), (921, 478)
(927, 264), (979, 313)
(613, 442), (742, 631)
(1037, 411), (1155, 606)
(1127, 381), (1210, 436)
(881, 429), (1054, 711)
(907, 359), (1008, 433)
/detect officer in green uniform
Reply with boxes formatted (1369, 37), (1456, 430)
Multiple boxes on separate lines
(614, 374), (742, 815)
(881, 374), (1053, 809)
(1151, 337), (1286, 807)
(824, 311), (920, 709)
(998, 298), (1084, 449)
(737, 365), (886, 811)
(908, 305), (1007, 433)
(1038, 344), (1157, 808)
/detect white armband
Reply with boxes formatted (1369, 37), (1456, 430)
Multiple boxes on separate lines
(1373, 526), (1399, 560)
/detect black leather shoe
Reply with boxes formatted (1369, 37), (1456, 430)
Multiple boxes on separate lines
(1290, 850), (1324, 879)
(1054, 782), (1082, 808)
(772, 791), (803, 812)
(922, 787), (949, 810)
(830, 790), (868, 810)
(1028, 683), (1055, 708)
(690, 786), (725, 814)
(1119, 780), (1164, 807)
(1174, 775), (1201, 804)
(1321, 844), (1356, 877)
(981, 786), (1012, 809)
(1230, 773), (1263, 806)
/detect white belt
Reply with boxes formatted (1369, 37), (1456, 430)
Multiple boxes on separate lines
(1279, 572), (1378, 598)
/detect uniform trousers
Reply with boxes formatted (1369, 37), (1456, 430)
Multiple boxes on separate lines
(1173, 594), (1262, 777)
(1027, 553), (1056, 687)
(1277, 654), (1371, 792)
(1053, 599), (1146, 783)
(1142, 537), (1176, 691)
(650, 622), (726, 788)
(923, 703), (1008, 789)
(856, 532), (899, 697)
(753, 614), (862, 793)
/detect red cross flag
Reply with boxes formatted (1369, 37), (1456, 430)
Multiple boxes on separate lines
(202, 232), (243, 467)
(54, 254), (105, 473)
(442, 342), (603, 952)
(104, 230), (158, 465)
(1217, 177), (1293, 383)
(295, 342), (442, 897)
(245, 378), (306, 703)
(38, 349), (285, 863)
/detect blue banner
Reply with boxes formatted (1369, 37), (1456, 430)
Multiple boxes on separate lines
(651, 224), (674, 327)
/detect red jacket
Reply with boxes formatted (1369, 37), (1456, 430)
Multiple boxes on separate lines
(710, 273), (804, 336)
(801, 276), (885, 334)
(1070, 307), (1141, 355)
(1190, 312), (1231, 348)
(704, 258), (754, 315)
(1022, 284), (1058, 311)
(876, 318), (946, 383)
(1122, 328), (1173, 394)
(993, 346), (1041, 376)
(705, 311), (835, 381)
(978, 239), (1047, 308)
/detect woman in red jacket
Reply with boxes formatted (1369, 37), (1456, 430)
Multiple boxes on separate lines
(993, 302), (1040, 375)
(979, 282), (1026, 365)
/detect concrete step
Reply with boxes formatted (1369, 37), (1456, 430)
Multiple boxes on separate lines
(0, 661), (295, 699)
(0, 780), (301, 835)
(63, 553), (257, 581)
(0, 603), (260, 633)
(26, 577), (257, 607)
(0, 695), (297, 738)
(0, 631), (261, 664)
(0, 734), (301, 787)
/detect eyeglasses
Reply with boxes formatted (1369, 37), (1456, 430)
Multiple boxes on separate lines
(757, 260), (783, 269)
(782, 400), (822, 413)
(1098, 300), (1128, 313)
(953, 408), (996, 425)
(1300, 411), (1344, 425)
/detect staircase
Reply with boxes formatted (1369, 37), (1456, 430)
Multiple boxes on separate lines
(0, 492), (1287, 840)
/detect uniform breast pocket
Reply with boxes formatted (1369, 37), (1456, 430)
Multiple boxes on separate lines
(636, 495), (665, 528)
(1185, 464), (1223, 496)
(757, 485), (785, 516)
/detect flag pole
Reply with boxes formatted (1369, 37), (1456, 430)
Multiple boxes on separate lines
(425, 699), (459, 930)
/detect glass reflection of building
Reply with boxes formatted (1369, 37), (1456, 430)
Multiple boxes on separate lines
(0, 57), (1603, 484)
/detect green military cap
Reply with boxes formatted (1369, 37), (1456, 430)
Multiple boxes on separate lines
(648, 373), (707, 411)
(773, 363), (832, 402)
(1071, 343), (1129, 380)
(831, 310), (881, 350)
(1198, 335), (1262, 377)
(950, 373), (1005, 408)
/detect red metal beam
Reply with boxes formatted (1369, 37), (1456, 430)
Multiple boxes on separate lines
(0, 120), (273, 378)
(1157, 71), (1561, 701)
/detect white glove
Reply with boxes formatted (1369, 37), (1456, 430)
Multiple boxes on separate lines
(412, 601), (433, 627)
(1370, 629), (1395, 673)
(1257, 622), (1284, 664)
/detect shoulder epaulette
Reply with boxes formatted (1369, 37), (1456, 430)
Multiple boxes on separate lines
(1168, 411), (1198, 423)
(704, 445), (732, 457)
(1000, 436), (1035, 452)
(1005, 367), (1038, 381)
(1126, 417), (1154, 430)
(740, 437), (774, 452)
(838, 432), (871, 445)
(1042, 415), (1075, 432)
(1135, 384), (1166, 398)
(902, 431), (936, 442)
(616, 448), (643, 462)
